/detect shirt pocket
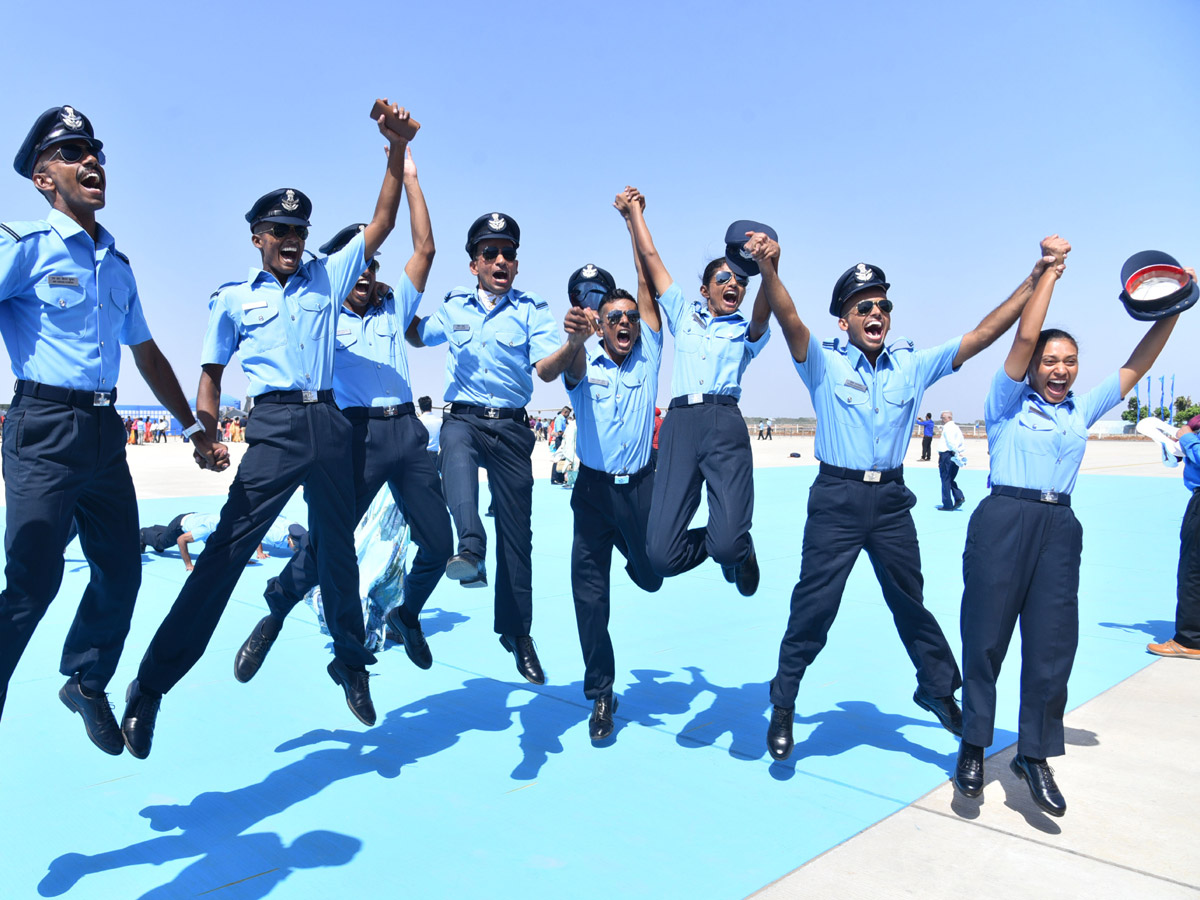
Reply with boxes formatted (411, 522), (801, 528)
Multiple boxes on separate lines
(296, 294), (332, 343)
(882, 382), (916, 428)
(710, 322), (746, 360)
(240, 302), (286, 351)
(495, 330), (529, 362)
(587, 376), (614, 403)
(334, 328), (368, 368)
(34, 278), (88, 337)
(833, 387), (871, 429)
(675, 322), (704, 353)
(448, 323), (474, 347)
(1016, 410), (1058, 454)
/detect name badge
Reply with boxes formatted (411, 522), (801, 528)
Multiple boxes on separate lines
(337, 329), (352, 336)
(692, 312), (706, 328)
(453, 324), (471, 332)
(47, 276), (79, 286)
(588, 376), (610, 387)
(1027, 404), (1054, 421)
(242, 300), (268, 311)
(843, 379), (867, 392)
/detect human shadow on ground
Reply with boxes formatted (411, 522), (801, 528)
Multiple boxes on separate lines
(667, 667), (772, 761)
(1097, 619), (1175, 643)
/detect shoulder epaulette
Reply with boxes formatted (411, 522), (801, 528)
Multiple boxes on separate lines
(444, 288), (472, 303)
(887, 336), (915, 353)
(0, 220), (51, 242)
(111, 248), (130, 265)
(822, 338), (839, 350)
(209, 280), (246, 301)
(534, 299), (549, 310)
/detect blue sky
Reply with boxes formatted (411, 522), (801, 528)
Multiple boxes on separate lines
(2, 0), (1197, 419)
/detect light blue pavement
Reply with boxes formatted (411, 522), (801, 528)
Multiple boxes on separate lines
(0, 464), (1183, 899)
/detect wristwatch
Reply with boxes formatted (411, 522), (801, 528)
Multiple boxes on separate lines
(181, 422), (205, 440)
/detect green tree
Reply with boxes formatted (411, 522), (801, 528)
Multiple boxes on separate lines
(1174, 395), (1200, 428)
(1121, 397), (1171, 424)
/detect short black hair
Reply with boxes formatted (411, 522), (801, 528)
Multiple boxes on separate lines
(1032, 328), (1079, 362)
(701, 257), (727, 285)
(597, 287), (635, 316)
(417, 396), (432, 412)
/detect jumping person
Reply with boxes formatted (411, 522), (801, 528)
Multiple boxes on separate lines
(623, 194), (771, 594)
(758, 234), (1068, 761)
(0, 106), (226, 755)
(121, 103), (415, 758)
(954, 243), (1183, 816)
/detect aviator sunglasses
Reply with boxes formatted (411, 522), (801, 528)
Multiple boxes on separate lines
(479, 245), (517, 262)
(714, 270), (748, 287)
(44, 143), (105, 166)
(260, 223), (309, 240)
(602, 309), (641, 326)
(853, 298), (893, 315)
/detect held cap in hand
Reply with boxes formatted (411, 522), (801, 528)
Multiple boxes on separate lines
(1119, 250), (1198, 321)
(724, 220), (778, 279)
(320, 223), (370, 256)
(567, 263), (616, 310)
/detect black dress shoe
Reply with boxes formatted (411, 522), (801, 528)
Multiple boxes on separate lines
(767, 705), (794, 760)
(953, 741), (984, 797)
(121, 680), (161, 760)
(234, 615), (283, 683)
(385, 606), (432, 670)
(59, 677), (124, 756)
(913, 686), (963, 736)
(1010, 754), (1066, 817)
(499, 634), (545, 685)
(589, 694), (618, 741)
(721, 564), (736, 584)
(446, 551), (487, 588)
(735, 540), (760, 597)
(953, 496), (965, 510)
(327, 660), (376, 726)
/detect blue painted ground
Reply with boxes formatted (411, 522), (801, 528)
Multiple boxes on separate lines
(0, 463), (1183, 899)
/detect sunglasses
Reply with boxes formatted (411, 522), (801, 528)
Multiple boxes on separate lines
(714, 270), (748, 287)
(260, 223), (309, 240)
(602, 309), (640, 326)
(479, 245), (517, 262)
(45, 143), (105, 166)
(853, 298), (893, 315)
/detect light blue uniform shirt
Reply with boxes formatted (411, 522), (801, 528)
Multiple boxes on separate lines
(1180, 432), (1200, 492)
(333, 273), (422, 408)
(262, 516), (297, 551)
(985, 368), (1122, 495)
(799, 332), (962, 471)
(0, 209), (152, 390)
(202, 231), (368, 397)
(565, 325), (663, 474)
(181, 512), (220, 542)
(659, 281), (769, 401)
(417, 286), (560, 407)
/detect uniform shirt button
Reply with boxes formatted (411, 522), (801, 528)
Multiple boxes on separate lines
(291, 315), (296, 321)
(99, 303), (103, 309)
(875, 408), (879, 413)
(702, 355), (706, 360)
(700, 379), (705, 385)
(100, 341), (104, 346)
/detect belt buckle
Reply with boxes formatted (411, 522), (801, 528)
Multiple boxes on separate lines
(301, 390), (318, 403)
(1040, 490), (1059, 504)
(863, 470), (882, 483)
(483, 407), (500, 419)
(614, 474), (630, 485)
(687, 392), (703, 405)
(383, 405), (398, 417)
(92, 391), (112, 407)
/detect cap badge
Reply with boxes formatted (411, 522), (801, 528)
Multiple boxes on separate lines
(281, 190), (300, 212)
(581, 264), (598, 279)
(357, 224), (366, 232)
(487, 213), (506, 232)
(61, 107), (84, 130)
(854, 263), (874, 283)
(739, 246), (755, 259)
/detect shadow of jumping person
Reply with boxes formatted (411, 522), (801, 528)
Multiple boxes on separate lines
(1097, 618), (1175, 644)
(672, 668), (773, 761)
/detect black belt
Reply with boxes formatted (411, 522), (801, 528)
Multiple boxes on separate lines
(450, 403), (528, 424)
(342, 402), (414, 420)
(578, 461), (654, 486)
(254, 389), (335, 405)
(14, 379), (116, 408)
(819, 462), (904, 484)
(991, 485), (1072, 507)
(668, 393), (739, 409)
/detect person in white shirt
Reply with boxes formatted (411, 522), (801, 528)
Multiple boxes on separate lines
(417, 395), (442, 468)
(938, 410), (966, 510)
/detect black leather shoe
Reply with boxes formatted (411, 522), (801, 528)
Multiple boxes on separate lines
(499, 634), (545, 685)
(721, 564), (736, 584)
(60, 677), (124, 755)
(1010, 754), (1066, 817)
(953, 741), (984, 797)
(767, 705), (794, 760)
(234, 615), (283, 683)
(913, 686), (963, 736)
(953, 496), (965, 510)
(121, 680), (161, 760)
(446, 551), (487, 588)
(735, 540), (760, 597)
(385, 606), (432, 670)
(589, 694), (618, 741)
(327, 660), (376, 726)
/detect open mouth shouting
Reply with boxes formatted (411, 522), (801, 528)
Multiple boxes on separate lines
(862, 317), (885, 343)
(351, 273), (372, 302)
(278, 239), (302, 269)
(1043, 374), (1070, 403)
(76, 164), (105, 200)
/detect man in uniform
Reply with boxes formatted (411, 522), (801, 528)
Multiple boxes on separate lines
(406, 212), (591, 683)
(121, 104), (415, 759)
(231, 145), (454, 681)
(752, 234), (1060, 760)
(0, 106), (226, 755)
(561, 187), (663, 739)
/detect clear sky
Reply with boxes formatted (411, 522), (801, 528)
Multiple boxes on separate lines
(2, 0), (1197, 420)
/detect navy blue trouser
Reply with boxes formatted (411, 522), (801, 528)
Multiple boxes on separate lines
(264, 412), (452, 622)
(0, 397), (141, 702)
(140, 513), (190, 554)
(938, 450), (965, 508)
(570, 465), (663, 700)
(647, 401), (754, 576)
(1174, 489), (1200, 650)
(960, 494), (1082, 758)
(770, 472), (962, 708)
(439, 412), (536, 635)
(137, 400), (372, 694)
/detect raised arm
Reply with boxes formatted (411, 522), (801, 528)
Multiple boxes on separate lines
(954, 238), (1066, 368)
(1118, 270), (1190, 395)
(361, 101), (412, 260)
(400, 147), (435, 292)
(1002, 235), (1070, 380)
(745, 232), (810, 363)
(563, 306), (590, 389)
(534, 306), (592, 382)
(624, 188), (674, 298)
(614, 187), (660, 333)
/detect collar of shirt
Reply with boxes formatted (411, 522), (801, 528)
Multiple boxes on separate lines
(247, 264), (310, 289)
(590, 339), (641, 371)
(338, 301), (384, 322)
(46, 207), (115, 251)
(691, 296), (747, 325)
(476, 287), (511, 311)
(829, 336), (900, 373)
(1021, 385), (1077, 415)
